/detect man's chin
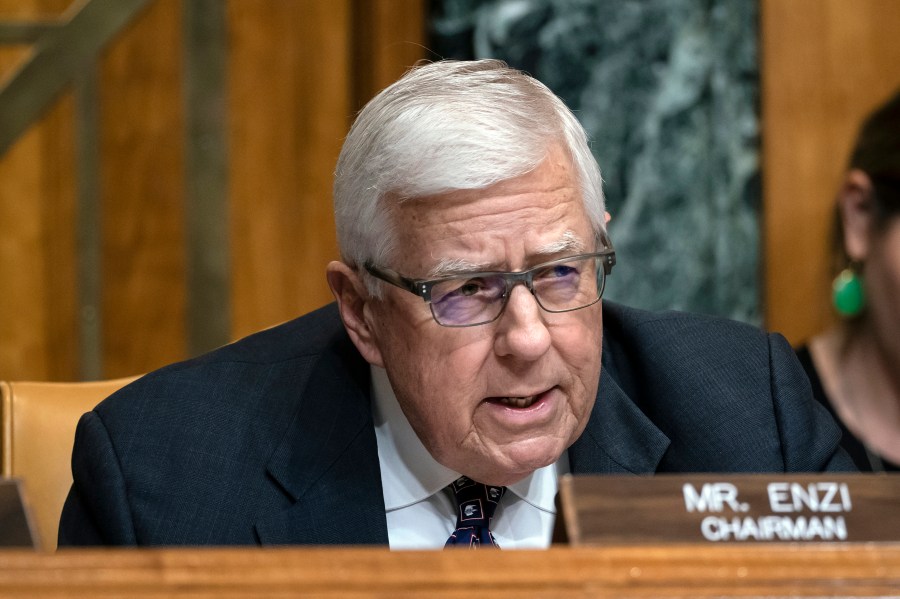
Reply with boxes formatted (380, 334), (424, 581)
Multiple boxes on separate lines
(474, 442), (566, 486)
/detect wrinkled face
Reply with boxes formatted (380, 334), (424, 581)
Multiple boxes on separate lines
(363, 145), (603, 486)
(865, 217), (900, 372)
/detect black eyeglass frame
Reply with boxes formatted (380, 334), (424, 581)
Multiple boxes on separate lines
(363, 236), (616, 327)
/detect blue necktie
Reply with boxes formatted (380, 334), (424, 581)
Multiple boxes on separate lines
(445, 476), (506, 548)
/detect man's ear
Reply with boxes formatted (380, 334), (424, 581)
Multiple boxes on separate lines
(326, 261), (385, 367)
(838, 169), (876, 262)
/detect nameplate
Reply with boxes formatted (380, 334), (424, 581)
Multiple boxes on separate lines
(556, 474), (900, 544)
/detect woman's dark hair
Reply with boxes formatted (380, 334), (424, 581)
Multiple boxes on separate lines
(833, 90), (900, 270)
(848, 90), (900, 228)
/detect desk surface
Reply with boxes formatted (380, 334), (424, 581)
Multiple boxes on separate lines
(1, 543), (899, 597)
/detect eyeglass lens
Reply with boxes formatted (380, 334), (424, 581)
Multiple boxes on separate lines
(429, 256), (603, 326)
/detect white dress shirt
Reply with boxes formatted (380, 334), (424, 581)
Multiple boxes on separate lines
(371, 366), (568, 550)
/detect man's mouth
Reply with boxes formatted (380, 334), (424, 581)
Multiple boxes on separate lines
(489, 386), (558, 409)
(494, 395), (538, 408)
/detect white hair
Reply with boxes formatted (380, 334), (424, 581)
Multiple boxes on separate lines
(333, 59), (605, 292)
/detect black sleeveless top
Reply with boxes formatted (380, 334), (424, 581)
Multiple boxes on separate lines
(795, 345), (899, 472)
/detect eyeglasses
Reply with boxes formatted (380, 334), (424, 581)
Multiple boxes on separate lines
(364, 246), (616, 327)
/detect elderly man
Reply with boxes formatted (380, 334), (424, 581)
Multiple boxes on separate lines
(59, 60), (852, 549)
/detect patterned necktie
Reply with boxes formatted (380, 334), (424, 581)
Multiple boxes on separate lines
(445, 476), (506, 548)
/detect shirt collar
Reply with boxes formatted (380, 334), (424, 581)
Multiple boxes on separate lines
(371, 365), (567, 513)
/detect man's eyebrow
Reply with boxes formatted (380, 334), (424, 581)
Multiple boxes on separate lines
(427, 257), (491, 278)
(533, 230), (586, 256)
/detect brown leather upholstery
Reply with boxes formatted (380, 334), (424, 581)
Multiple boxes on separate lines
(1, 377), (136, 551)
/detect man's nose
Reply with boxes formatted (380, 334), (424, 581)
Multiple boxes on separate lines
(492, 284), (552, 361)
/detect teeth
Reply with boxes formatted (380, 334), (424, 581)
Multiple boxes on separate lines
(497, 395), (537, 408)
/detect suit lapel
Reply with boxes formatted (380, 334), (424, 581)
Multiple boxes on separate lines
(255, 339), (389, 545)
(569, 356), (671, 475)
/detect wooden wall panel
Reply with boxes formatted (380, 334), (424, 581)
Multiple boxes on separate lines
(0, 45), (30, 86)
(0, 0), (72, 17)
(0, 101), (77, 381)
(227, 0), (351, 338)
(228, 0), (427, 339)
(352, 0), (428, 110)
(1, 0), (425, 381)
(38, 92), (79, 381)
(0, 64), (46, 381)
(98, 0), (186, 377)
(762, 0), (900, 344)
(0, 0), (78, 381)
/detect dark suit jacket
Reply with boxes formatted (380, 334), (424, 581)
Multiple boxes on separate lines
(58, 302), (853, 546)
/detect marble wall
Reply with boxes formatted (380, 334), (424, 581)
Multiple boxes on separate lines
(429, 0), (761, 323)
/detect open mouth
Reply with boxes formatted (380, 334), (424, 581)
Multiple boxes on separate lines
(488, 388), (553, 409)
(495, 395), (538, 408)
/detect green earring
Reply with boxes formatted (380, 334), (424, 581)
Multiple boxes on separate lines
(832, 268), (866, 317)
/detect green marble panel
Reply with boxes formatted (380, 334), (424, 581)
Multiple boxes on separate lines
(430, 0), (760, 323)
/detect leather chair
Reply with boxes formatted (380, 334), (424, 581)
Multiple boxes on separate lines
(1, 377), (136, 551)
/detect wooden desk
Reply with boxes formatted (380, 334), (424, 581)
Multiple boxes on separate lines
(1, 543), (898, 597)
